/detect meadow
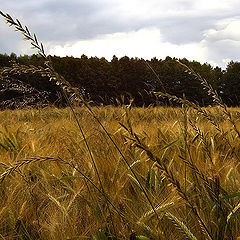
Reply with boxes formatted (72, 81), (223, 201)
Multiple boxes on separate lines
(0, 10), (240, 240)
(0, 106), (239, 240)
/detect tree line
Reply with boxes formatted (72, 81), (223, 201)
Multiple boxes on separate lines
(0, 52), (240, 108)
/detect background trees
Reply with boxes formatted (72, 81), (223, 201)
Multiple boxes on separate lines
(0, 53), (239, 108)
(220, 61), (240, 106)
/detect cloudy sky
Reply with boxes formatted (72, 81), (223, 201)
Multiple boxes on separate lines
(1, 0), (240, 68)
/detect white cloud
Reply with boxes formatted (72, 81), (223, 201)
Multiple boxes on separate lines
(49, 27), (207, 62)
(193, 0), (231, 10)
(201, 18), (240, 67)
(222, 58), (231, 65)
(204, 18), (240, 41)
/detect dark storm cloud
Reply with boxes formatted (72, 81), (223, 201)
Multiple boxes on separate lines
(0, 0), (208, 43)
(0, 0), (235, 44)
(0, 0), (122, 49)
(25, 0), (120, 40)
(1, 0), (115, 40)
(0, 0), (122, 54)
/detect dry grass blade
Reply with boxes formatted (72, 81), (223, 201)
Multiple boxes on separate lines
(0, 64), (47, 78)
(154, 91), (221, 131)
(57, 157), (125, 220)
(0, 157), (58, 182)
(177, 60), (240, 140)
(137, 202), (174, 224)
(165, 212), (198, 240)
(47, 193), (69, 217)
(0, 11), (78, 99)
(120, 112), (214, 240)
(227, 201), (240, 223)
(0, 11), (46, 58)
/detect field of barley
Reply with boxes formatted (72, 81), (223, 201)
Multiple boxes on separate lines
(0, 106), (239, 240)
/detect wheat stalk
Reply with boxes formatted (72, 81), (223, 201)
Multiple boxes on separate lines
(120, 120), (214, 240)
(137, 202), (174, 224)
(0, 11), (46, 58)
(0, 157), (58, 182)
(227, 201), (240, 223)
(177, 60), (240, 140)
(165, 212), (198, 240)
(0, 14), (157, 221)
(0, 13), (155, 237)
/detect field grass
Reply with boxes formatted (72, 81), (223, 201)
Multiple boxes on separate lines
(0, 11), (240, 240)
(0, 106), (239, 240)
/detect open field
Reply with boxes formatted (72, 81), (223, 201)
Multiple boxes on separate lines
(1, 8), (240, 240)
(0, 106), (239, 240)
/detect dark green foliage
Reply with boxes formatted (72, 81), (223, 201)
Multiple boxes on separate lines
(0, 53), (237, 108)
(221, 61), (240, 106)
(0, 54), (65, 108)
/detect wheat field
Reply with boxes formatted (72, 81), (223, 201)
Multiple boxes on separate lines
(0, 11), (240, 240)
(0, 106), (239, 240)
